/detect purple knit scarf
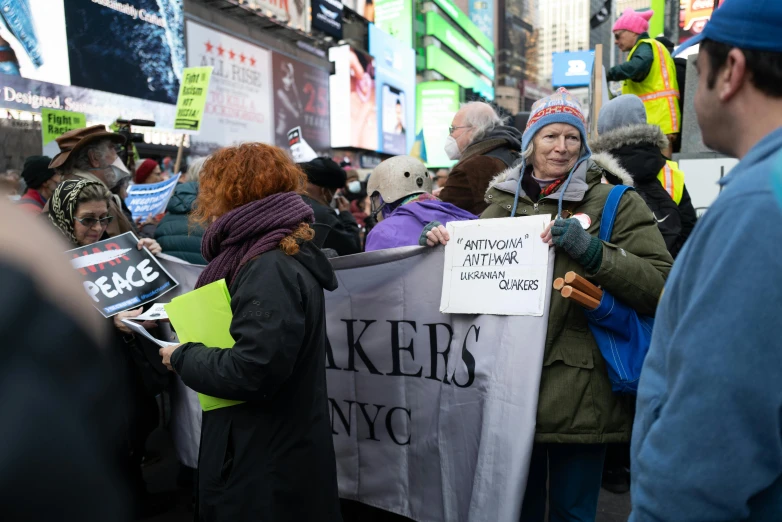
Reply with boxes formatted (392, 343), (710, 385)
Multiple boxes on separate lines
(196, 192), (314, 289)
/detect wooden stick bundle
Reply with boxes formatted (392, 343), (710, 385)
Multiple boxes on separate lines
(552, 271), (603, 310)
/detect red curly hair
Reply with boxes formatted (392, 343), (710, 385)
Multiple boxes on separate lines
(191, 143), (314, 255)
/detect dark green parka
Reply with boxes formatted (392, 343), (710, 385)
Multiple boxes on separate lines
(154, 182), (206, 265)
(482, 156), (673, 443)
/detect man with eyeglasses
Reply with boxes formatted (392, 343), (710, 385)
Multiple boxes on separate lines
(607, 8), (681, 158)
(46, 125), (135, 237)
(439, 101), (521, 215)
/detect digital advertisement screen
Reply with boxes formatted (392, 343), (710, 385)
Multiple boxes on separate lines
(374, 0), (413, 47)
(679, 0), (725, 43)
(312, 0), (344, 38)
(415, 81), (460, 168)
(0, 0), (176, 128)
(370, 24), (415, 155)
(64, 0), (184, 105)
(231, 0), (311, 32)
(425, 11), (494, 80)
(342, 0), (374, 21)
(272, 52), (331, 152)
(381, 85), (406, 155)
(329, 45), (378, 150)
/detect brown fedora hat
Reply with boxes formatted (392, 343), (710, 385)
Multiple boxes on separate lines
(49, 125), (127, 170)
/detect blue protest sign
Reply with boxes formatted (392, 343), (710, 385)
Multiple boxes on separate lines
(125, 174), (181, 221)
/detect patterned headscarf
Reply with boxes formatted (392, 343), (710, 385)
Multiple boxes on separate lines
(49, 179), (106, 246)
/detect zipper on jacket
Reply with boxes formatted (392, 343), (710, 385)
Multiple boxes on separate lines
(533, 202), (539, 214)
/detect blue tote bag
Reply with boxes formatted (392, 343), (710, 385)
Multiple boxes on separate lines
(584, 185), (654, 394)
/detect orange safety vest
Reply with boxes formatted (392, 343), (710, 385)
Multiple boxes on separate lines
(622, 38), (681, 135)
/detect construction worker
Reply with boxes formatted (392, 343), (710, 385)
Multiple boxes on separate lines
(607, 9), (681, 158)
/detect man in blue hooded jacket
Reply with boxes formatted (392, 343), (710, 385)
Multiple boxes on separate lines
(365, 155), (475, 251)
(631, 0), (782, 519)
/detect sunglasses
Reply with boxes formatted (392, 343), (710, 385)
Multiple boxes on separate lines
(75, 215), (114, 228)
(613, 31), (626, 40)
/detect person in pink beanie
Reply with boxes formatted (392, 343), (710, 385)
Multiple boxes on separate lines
(607, 8), (681, 158)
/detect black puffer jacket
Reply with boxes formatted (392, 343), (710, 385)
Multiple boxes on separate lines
(154, 182), (206, 264)
(171, 241), (342, 522)
(591, 124), (695, 258)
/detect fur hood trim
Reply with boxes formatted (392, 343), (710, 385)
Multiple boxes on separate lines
(590, 152), (635, 187)
(589, 123), (668, 153)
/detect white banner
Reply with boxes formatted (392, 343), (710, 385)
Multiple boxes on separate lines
(186, 21), (274, 155)
(158, 246), (551, 521)
(326, 246), (552, 521)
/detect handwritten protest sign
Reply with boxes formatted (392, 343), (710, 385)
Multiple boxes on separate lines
(440, 215), (552, 315)
(287, 126), (318, 163)
(125, 174), (181, 221)
(41, 108), (86, 156)
(174, 66), (213, 132)
(67, 232), (178, 318)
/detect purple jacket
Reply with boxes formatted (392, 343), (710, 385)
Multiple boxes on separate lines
(365, 200), (477, 251)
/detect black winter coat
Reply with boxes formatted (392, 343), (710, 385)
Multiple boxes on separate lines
(154, 182), (206, 264)
(302, 195), (362, 256)
(171, 241), (342, 522)
(591, 124), (695, 258)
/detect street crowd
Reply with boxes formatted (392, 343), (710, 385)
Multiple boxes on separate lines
(2, 1), (782, 521)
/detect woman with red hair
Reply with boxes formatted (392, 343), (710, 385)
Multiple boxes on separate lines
(159, 143), (342, 522)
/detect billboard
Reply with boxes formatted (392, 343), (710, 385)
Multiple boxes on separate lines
(272, 53), (331, 152)
(374, 0), (414, 47)
(679, 0), (725, 43)
(430, 0), (494, 55)
(343, 0), (374, 21)
(369, 25), (416, 155)
(469, 0), (493, 42)
(416, 81), (460, 168)
(186, 22), (273, 155)
(424, 46), (493, 100)
(425, 12), (494, 80)
(551, 51), (595, 88)
(329, 45), (377, 150)
(234, 0), (311, 32)
(64, 0), (184, 105)
(0, 0), (182, 129)
(312, 0), (344, 38)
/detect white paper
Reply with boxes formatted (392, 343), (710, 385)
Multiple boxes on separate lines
(121, 319), (178, 348)
(440, 216), (552, 315)
(134, 303), (169, 321)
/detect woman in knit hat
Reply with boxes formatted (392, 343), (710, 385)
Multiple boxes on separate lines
(158, 143), (342, 522)
(426, 88), (672, 521)
(134, 158), (167, 185)
(18, 155), (61, 213)
(607, 8), (681, 158)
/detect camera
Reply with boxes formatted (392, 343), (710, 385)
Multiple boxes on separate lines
(115, 118), (156, 166)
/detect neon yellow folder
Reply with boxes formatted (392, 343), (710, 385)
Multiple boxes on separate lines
(164, 279), (244, 411)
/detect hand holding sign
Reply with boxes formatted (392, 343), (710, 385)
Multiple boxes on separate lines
(67, 232), (178, 317)
(439, 216), (552, 316)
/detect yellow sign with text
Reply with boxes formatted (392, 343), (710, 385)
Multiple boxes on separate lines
(174, 66), (213, 132)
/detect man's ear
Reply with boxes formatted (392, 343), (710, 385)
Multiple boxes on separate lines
(719, 48), (748, 103)
(87, 148), (102, 168)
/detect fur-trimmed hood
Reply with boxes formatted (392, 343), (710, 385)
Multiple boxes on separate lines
(589, 123), (668, 154)
(588, 123), (669, 184)
(485, 154), (634, 204)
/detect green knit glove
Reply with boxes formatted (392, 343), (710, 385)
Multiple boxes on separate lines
(551, 218), (603, 273)
(419, 221), (443, 246)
